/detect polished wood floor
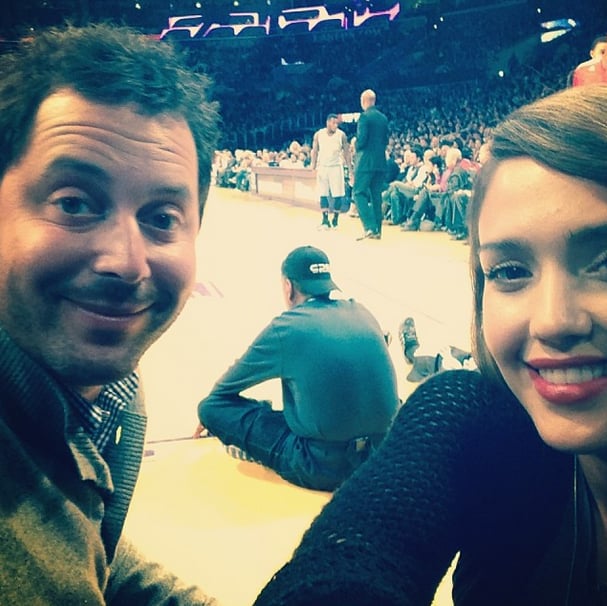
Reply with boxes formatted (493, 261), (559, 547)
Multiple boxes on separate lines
(125, 185), (472, 605)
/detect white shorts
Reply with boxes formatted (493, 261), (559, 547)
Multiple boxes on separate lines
(317, 165), (345, 198)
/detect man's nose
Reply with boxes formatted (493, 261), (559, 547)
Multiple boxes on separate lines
(91, 215), (152, 283)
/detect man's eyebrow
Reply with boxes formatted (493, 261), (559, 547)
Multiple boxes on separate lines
(39, 157), (194, 200)
(147, 185), (192, 199)
(41, 157), (110, 182)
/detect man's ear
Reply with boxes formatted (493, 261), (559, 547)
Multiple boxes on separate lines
(281, 276), (294, 305)
(285, 278), (296, 303)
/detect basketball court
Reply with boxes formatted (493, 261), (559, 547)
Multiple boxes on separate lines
(125, 185), (472, 605)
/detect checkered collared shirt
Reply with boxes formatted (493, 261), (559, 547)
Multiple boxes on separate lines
(69, 372), (139, 453)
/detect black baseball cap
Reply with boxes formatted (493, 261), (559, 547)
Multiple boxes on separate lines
(281, 246), (340, 295)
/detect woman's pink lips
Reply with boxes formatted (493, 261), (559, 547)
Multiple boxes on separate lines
(526, 356), (607, 368)
(526, 358), (607, 405)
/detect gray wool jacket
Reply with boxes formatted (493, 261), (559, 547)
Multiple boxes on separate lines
(0, 327), (215, 605)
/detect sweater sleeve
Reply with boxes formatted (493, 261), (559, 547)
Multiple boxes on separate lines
(106, 537), (217, 605)
(200, 320), (283, 405)
(253, 369), (517, 606)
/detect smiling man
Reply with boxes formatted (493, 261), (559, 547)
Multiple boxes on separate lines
(0, 23), (219, 604)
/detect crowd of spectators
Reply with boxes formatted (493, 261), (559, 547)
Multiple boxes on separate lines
(213, 142), (312, 192)
(197, 0), (603, 151)
(207, 0), (605, 243)
(7, 0), (595, 198)
(213, 130), (481, 242)
(2, 1), (603, 157)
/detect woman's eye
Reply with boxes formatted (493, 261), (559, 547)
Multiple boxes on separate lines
(484, 262), (531, 283)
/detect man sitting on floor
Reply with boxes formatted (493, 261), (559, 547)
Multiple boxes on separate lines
(195, 246), (399, 491)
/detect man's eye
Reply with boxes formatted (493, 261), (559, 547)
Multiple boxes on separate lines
(148, 212), (180, 230)
(141, 206), (187, 233)
(585, 251), (607, 280)
(56, 196), (95, 215)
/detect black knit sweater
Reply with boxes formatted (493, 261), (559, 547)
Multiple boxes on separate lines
(254, 369), (603, 606)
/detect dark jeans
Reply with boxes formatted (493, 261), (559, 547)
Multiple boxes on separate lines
(408, 189), (446, 228)
(445, 190), (470, 234)
(199, 396), (379, 491)
(389, 182), (419, 224)
(354, 170), (385, 234)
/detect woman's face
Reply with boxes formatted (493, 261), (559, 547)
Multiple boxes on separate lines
(478, 157), (607, 455)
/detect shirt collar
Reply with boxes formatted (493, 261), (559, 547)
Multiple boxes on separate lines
(67, 372), (139, 453)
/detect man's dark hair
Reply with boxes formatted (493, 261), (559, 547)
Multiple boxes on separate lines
(326, 113), (339, 122)
(410, 144), (423, 160)
(591, 34), (607, 50)
(429, 155), (444, 171)
(0, 22), (221, 218)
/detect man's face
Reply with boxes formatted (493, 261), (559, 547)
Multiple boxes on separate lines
(590, 41), (607, 63)
(445, 148), (460, 169)
(0, 90), (200, 397)
(326, 117), (339, 133)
